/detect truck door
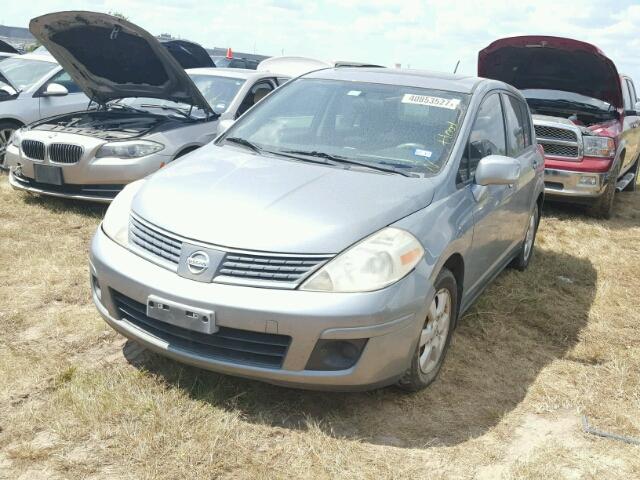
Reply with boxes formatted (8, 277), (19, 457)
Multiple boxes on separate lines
(621, 77), (640, 174)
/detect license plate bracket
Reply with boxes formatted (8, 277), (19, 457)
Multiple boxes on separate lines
(146, 295), (216, 335)
(34, 164), (63, 186)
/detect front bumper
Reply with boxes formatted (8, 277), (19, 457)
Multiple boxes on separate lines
(543, 168), (608, 200)
(5, 143), (171, 203)
(90, 228), (432, 390)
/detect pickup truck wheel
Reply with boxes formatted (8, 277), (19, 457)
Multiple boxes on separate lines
(511, 203), (539, 271)
(622, 159), (638, 192)
(587, 161), (621, 219)
(397, 268), (457, 392)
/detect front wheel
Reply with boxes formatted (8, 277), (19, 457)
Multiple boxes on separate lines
(0, 121), (18, 168)
(587, 161), (621, 219)
(511, 203), (539, 271)
(397, 268), (457, 392)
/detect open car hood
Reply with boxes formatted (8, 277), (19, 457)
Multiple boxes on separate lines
(159, 39), (214, 69)
(478, 36), (623, 108)
(29, 11), (212, 111)
(0, 39), (19, 54)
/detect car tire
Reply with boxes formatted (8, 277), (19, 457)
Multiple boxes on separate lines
(0, 120), (19, 169)
(587, 160), (621, 219)
(511, 203), (539, 271)
(397, 268), (457, 392)
(622, 158), (638, 193)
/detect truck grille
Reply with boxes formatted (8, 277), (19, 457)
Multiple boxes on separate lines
(22, 140), (45, 160)
(217, 253), (332, 284)
(540, 144), (580, 157)
(534, 125), (578, 142)
(533, 122), (581, 160)
(129, 216), (182, 266)
(111, 290), (291, 369)
(49, 143), (83, 164)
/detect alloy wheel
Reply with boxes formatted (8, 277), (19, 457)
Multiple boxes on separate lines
(0, 128), (15, 165)
(419, 288), (452, 374)
(523, 207), (537, 262)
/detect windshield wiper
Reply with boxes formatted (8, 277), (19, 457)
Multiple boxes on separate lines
(107, 102), (149, 114)
(282, 150), (416, 177)
(224, 137), (262, 153)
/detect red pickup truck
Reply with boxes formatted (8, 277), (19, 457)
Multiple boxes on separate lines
(479, 36), (639, 218)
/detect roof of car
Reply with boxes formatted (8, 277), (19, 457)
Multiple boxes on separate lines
(304, 67), (486, 93)
(186, 67), (273, 80)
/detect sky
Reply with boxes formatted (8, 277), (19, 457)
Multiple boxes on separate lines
(4, 0), (640, 82)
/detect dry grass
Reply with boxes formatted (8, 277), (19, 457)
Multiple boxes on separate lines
(0, 171), (639, 479)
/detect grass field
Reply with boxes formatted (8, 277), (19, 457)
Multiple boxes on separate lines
(0, 172), (639, 479)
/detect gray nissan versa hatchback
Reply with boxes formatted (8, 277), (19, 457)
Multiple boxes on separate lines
(90, 68), (544, 391)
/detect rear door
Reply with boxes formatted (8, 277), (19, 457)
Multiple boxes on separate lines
(458, 92), (521, 294)
(501, 92), (538, 231)
(37, 69), (89, 119)
(622, 77), (640, 173)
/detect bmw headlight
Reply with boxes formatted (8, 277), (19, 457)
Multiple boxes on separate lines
(9, 128), (22, 147)
(300, 227), (424, 293)
(96, 140), (164, 159)
(583, 136), (615, 158)
(102, 180), (145, 248)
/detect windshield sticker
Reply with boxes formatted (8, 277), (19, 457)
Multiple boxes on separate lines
(436, 121), (458, 146)
(402, 94), (460, 110)
(414, 149), (433, 158)
(347, 90), (362, 96)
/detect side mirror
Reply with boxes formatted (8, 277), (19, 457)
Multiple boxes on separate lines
(475, 155), (520, 186)
(42, 83), (68, 97)
(217, 119), (235, 135)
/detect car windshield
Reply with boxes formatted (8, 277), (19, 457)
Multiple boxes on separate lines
(221, 78), (469, 176)
(0, 57), (58, 91)
(189, 74), (246, 114)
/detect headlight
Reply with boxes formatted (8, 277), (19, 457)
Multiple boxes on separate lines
(96, 140), (164, 159)
(102, 180), (145, 248)
(300, 227), (424, 293)
(9, 129), (22, 147)
(583, 136), (615, 158)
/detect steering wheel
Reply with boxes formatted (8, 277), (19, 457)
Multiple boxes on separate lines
(396, 142), (426, 150)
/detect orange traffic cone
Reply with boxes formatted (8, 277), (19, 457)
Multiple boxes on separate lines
(226, 47), (233, 59)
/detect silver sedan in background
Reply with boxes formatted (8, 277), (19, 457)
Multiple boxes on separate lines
(90, 67), (544, 391)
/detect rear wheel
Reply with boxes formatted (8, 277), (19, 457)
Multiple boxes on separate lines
(397, 268), (457, 392)
(0, 120), (19, 168)
(511, 203), (539, 271)
(587, 161), (621, 219)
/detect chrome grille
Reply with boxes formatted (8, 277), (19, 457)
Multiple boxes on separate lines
(21, 140), (45, 160)
(49, 143), (83, 164)
(539, 143), (580, 157)
(534, 125), (578, 141)
(129, 216), (182, 266)
(217, 253), (332, 284)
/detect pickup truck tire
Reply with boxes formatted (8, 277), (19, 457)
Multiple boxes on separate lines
(622, 158), (638, 192)
(587, 161), (621, 219)
(397, 268), (457, 392)
(511, 203), (539, 271)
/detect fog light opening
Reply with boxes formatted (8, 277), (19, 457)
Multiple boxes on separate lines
(578, 175), (598, 186)
(305, 339), (367, 371)
(91, 275), (102, 301)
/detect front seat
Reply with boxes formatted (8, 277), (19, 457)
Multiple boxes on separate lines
(253, 87), (271, 104)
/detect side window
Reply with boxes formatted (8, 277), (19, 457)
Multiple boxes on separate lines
(622, 79), (632, 110)
(235, 81), (274, 118)
(458, 93), (506, 184)
(47, 70), (82, 94)
(502, 94), (530, 157)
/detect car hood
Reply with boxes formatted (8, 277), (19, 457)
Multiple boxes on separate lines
(29, 11), (212, 112)
(478, 36), (623, 108)
(0, 39), (19, 54)
(159, 39), (214, 69)
(132, 146), (435, 254)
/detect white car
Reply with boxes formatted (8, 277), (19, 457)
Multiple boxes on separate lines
(5, 11), (288, 203)
(0, 52), (90, 165)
